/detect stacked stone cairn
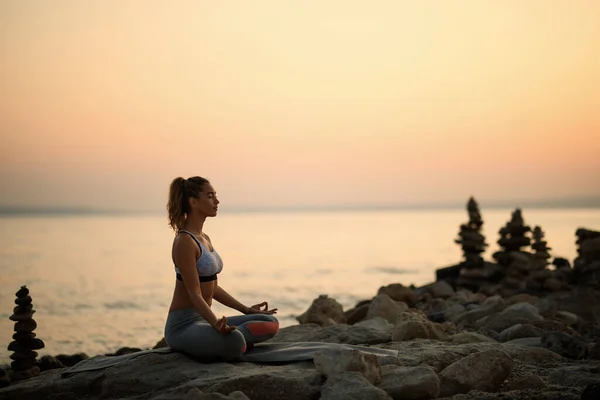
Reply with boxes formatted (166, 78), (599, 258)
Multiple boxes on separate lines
(527, 225), (569, 292)
(530, 226), (551, 269)
(8, 285), (45, 382)
(436, 197), (491, 288)
(493, 208), (531, 265)
(573, 228), (600, 288)
(490, 208), (533, 292)
(454, 197), (487, 269)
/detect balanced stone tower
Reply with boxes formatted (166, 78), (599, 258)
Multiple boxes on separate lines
(454, 197), (488, 269)
(8, 285), (45, 382)
(525, 225), (568, 292)
(573, 228), (600, 287)
(493, 208), (532, 267)
(531, 226), (551, 270)
(436, 197), (492, 289)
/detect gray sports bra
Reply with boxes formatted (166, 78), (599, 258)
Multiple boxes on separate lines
(174, 230), (223, 282)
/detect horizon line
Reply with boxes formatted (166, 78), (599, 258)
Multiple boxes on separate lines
(0, 196), (598, 216)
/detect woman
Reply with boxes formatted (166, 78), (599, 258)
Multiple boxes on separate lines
(164, 176), (279, 361)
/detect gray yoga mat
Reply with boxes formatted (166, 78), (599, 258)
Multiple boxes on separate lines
(61, 342), (399, 377)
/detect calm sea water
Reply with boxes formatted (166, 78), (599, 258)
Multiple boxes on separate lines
(1, 208), (598, 363)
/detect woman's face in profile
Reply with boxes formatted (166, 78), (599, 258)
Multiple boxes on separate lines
(191, 184), (219, 217)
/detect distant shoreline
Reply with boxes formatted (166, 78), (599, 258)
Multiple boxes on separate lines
(0, 198), (599, 217)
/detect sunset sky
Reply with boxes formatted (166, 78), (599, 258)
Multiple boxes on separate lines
(1, 1), (599, 211)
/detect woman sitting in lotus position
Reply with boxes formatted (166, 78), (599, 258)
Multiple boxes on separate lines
(164, 176), (279, 361)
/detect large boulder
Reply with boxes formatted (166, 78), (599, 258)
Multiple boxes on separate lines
(320, 372), (392, 400)
(392, 321), (449, 342)
(377, 365), (440, 400)
(377, 284), (417, 305)
(297, 295), (346, 326)
(314, 348), (381, 384)
(439, 349), (513, 396)
(366, 294), (409, 324)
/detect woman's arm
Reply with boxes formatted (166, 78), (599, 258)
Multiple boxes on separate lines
(174, 236), (222, 326)
(214, 285), (278, 315)
(213, 285), (251, 314)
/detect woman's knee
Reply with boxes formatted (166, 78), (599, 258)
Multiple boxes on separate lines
(243, 316), (279, 340)
(251, 314), (279, 324)
(221, 330), (247, 361)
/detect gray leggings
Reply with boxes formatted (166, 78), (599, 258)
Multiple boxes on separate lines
(165, 308), (279, 361)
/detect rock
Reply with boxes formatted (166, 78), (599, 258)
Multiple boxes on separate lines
(147, 388), (251, 400)
(9, 310), (35, 321)
(37, 355), (66, 372)
(15, 295), (32, 305)
(307, 324), (392, 346)
(345, 302), (370, 325)
(543, 278), (563, 291)
(270, 323), (322, 342)
(354, 317), (394, 337)
(377, 365), (440, 400)
(113, 347), (143, 356)
(498, 324), (546, 342)
(14, 319), (37, 333)
(447, 291), (486, 306)
(506, 294), (538, 305)
(436, 389), (579, 400)
(541, 332), (588, 359)
(535, 298), (558, 318)
(478, 302), (543, 333)
(297, 295), (346, 326)
(366, 294), (409, 324)
(555, 310), (579, 326)
(380, 340), (510, 372)
(421, 298), (448, 315)
(55, 353), (89, 367)
(444, 304), (467, 321)
(450, 332), (496, 344)
(10, 358), (37, 370)
(531, 320), (576, 336)
(377, 284), (417, 305)
(439, 349), (513, 396)
(452, 295), (505, 326)
(391, 321), (448, 342)
(510, 347), (563, 364)
(431, 281), (455, 299)
(320, 372), (392, 400)
(201, 364), (322, 400)
(314, 348), (381, 384)
(9, 366), (40, 382)
(497, 302), (543, 321)
(503, 337), (543, 348)
(548, 365), (600, 387)
(506, 374), (546, 390)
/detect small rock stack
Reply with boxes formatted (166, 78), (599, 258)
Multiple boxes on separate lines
(530, 226), (551, 270)
(525, 226), (566, 292)
(436, 197), (492, 287)
(573, 228), (600, 288)
(454, 197), (488, 269)
(491, 209), (533, 293)
(8, 285), (45, 382)
(493, 208), (532, 266)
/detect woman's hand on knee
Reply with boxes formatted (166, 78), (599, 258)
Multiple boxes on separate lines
(246, 302), (278, 315)
(212, 316), (236, 334)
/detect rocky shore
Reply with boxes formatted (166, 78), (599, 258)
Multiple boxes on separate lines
(1, 281), (599, 399)
(1, 205), (599, 400)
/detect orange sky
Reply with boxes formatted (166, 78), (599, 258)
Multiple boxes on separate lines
(1, 1), (599, 210)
